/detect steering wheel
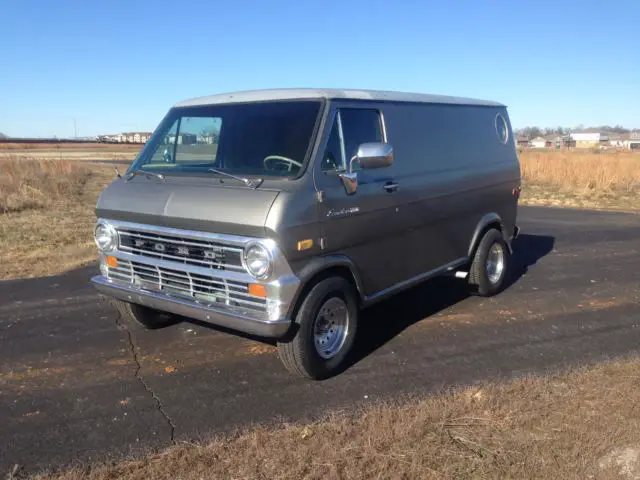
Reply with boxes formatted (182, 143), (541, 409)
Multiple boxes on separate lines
(263, 155), (302, 172)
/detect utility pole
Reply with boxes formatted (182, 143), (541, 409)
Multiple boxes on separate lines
(73, 119), (78, 139)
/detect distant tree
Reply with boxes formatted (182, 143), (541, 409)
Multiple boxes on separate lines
(0, 132), (7, 139)
(520, 126), (543, 138)
(610, 124), (630, 133)
(543, 127), (563, 136)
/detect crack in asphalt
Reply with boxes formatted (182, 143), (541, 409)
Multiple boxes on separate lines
(114, 310), (176, 442)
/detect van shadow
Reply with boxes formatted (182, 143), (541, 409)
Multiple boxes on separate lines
(344, 233), (555, 372)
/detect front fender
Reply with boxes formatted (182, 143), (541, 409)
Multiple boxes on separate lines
(286, 254), (365, 317)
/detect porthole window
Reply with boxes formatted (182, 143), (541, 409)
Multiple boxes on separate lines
(495, 113), (508, 144)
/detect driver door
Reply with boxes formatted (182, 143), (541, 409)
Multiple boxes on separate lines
(314, 106), (414, 297)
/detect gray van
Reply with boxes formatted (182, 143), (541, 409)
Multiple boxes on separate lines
(91, 88), (521, 379)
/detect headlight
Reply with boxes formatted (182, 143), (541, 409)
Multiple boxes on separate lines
(243, 243), (272, 278)
(94, 222), (117, 252)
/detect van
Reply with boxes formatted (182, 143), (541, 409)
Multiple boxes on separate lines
(91, 88), (521, 380)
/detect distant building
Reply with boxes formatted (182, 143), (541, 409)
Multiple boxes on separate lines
(545, 134), (563, 148)
(197, 134), (217, 144)
(122, 132), (152, 143)
(569, 131), (609, 148)
(608, 133), (631, 148)
(166, 133), (197, 145)
(98, 134), (120, 143)
(529, 135), (562, 149)
(529, 136), (547, 148)
(98, 132), (152, 143)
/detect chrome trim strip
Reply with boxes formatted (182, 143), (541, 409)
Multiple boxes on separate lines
(363, 257), (469, 307)
(104, 218), (256, 247)
(108, 259), (267, 307)
(91, 275), (291, 338)
(117, 231), (244, 253)
(117, 244), (245, 271)
(112, 250), (255, 283)
(337, 110), (347, 169)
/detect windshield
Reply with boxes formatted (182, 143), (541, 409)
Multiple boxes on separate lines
(130, 100), (322, 178)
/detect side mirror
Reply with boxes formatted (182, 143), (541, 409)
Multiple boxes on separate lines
(354, 142), (394, 170)
(337, 142), (393, 195)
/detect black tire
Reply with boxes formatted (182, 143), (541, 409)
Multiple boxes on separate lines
(469, 228), (510, 297)
(111, 299), (178, 330)
(277, 276), (358, 380)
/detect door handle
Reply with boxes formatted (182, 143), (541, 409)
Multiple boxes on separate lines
(383, 182), (399, 192)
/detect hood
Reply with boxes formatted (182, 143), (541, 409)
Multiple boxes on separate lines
(95, 176), (280, 237)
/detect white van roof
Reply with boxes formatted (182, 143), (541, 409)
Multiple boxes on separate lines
(174, 88), (504, 108)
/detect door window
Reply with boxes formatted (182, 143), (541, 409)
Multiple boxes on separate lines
(340, 108), (383, 170)
(320, 117), (345, 171)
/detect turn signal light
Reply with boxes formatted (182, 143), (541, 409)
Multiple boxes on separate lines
(105, 255), (119, 268)
(248, 283), (267, 298)
(297, 239), (314, 251)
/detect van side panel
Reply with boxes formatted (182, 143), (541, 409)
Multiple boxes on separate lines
(379, 102), (520, 273)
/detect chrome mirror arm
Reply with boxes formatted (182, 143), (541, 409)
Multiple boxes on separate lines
(347, 155), (359, 174)
(338, 155), (359, 195)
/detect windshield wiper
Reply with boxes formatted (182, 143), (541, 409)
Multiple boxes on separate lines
(207, 168), (263, 189)
(125, 169), (166, 182)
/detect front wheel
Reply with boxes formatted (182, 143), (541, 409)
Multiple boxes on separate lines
(468, 228), (510, 297)
(277, 277), (358, 380)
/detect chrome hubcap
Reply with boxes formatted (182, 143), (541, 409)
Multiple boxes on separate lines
(313, 297), (349, 359)
(485, 243), (505, 284)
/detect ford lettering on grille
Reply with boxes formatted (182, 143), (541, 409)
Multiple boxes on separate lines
(116, 228), (243, 271)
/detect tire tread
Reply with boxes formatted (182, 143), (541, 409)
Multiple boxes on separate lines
(468, 228), (509, 297)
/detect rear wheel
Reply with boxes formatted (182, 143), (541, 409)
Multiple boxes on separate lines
(111, 299), (178, 330)
(469, 228), (510, 297)
(277, 276), (358, 380)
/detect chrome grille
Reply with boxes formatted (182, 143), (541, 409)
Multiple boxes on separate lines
(108, 259), (267, 313)
(116, 228), (244, 271)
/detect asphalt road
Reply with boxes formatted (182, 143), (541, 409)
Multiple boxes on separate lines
(2, 206), (639, 475)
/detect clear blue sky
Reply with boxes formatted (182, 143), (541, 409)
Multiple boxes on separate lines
(1, 0), (638, 138)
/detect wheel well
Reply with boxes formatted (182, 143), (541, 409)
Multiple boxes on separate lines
(469, 221), (503, 259)
(289, 266), (361, 319)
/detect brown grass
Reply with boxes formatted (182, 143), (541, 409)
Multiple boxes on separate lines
(32, 356), (640, 480)
(0, 157), (93, 213)
(519, 150), (640, 210)
(0, 142), (141, 150)
(0, 157), (113, 279)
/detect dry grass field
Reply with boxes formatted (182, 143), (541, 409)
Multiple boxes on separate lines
(0, 142), (140, 162)
(33, 356), (640, 480)
(0, 142), (142, 150)
(1, 146), (639, 280)
(520, 150), (640, 210)
(0, 157), (114, 279)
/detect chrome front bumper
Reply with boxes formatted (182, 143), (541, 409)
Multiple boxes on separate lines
(91, 275), (292, 338)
